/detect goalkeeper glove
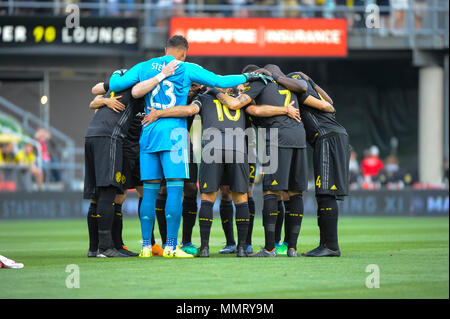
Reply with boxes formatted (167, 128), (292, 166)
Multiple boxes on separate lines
(243, 73), (273, 85)
(112, 69), (128, 76)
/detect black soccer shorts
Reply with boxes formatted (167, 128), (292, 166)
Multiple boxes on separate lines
(83, 136), (124, 200)
(200, 149), (249, 194)
(313, 132), (350, 198)
(261, 146), (308, 192)
(122, 142), (142, 190)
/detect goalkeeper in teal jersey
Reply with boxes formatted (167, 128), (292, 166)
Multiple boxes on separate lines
(108, 35), (271, 258)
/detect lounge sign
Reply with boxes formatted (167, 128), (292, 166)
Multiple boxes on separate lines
(0, 16), (138, 49)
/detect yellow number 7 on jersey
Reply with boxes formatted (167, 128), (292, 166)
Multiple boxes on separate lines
(278, 89), (291, 107)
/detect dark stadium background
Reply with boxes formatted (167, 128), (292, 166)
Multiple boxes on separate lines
(0, 1), (448, 218)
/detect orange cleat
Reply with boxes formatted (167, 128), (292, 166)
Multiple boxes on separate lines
(152, 244), (164, 256)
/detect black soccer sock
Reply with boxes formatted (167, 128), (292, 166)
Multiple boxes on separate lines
(199, 200), (214, 247)
(112, 203), (124, 249)
(97, 186), (117, 251)
(286, 194), (304, 250)
(87, 202), (98, 252)
(262, 194), (278, 251)
(235, 202), (250, 248)
(275, 200), (285, 244)
(182, 196), (198, 245)
(317, 195), (339, 251)
(155, 193), (167, 245)
(246, 197), (255, 245)
(220, 200), (235, 246)
(283, 200), (290, 244)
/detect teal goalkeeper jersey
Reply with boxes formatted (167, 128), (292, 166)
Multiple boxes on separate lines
(108, 55), (247, 153)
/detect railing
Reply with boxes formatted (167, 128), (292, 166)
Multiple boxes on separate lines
(0, 96), (82, 190)
(0, 0), (448, 49)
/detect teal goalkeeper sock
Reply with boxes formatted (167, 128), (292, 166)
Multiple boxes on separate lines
(165, 180), (184, 250)
(140, 182), (160, 248)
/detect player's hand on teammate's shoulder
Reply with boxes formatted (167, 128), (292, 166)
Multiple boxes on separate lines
(286, 100), (301, 123)
(105, 95), (126, 113)
(141, 107), (161, 127)
(253, 68), (272, 77)
(161, 60), (180, 78)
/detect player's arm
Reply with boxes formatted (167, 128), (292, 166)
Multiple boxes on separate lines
(91, 82), (107, 95)
(303, 95), (335, 113)
(89, 94), (126, 113)
(187, 63), (272, 89)
(246, 101), (301, 122)
(141, 104), (199, 127)
(216, 92), (253, 110)
(131, 60), (180, 99)
(108, 64), (143, 92)
(273, 75), (308, 94)
(297, 71), (333, 105)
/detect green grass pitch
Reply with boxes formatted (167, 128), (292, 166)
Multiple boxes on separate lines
(0, 216), (448, 299)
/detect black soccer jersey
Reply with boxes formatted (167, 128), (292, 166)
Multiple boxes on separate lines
(288, 72), (347, 145)
(192, 93), (247, 152)
(85, 78), (144, 142)
(124, 99), (145, 145)
(244, 80), (306, 149)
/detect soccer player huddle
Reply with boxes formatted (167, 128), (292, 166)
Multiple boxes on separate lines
(83, 35), (350, 259)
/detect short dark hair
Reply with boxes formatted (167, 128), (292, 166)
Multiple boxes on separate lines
(167, 35), (189, 49)
(241, 64), (260, 73)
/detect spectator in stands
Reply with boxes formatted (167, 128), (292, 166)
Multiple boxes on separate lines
(35, 128), (61, 183)
(378, 154), (402, 186)
(349, 149), (363, 186)
(361, 145), (384, 181)
(300, 0), (315, 18)
(230, 0), (249, 17)
(251, 0), (275, 17)
(414, 0), (426, 29)
(16, 143), (44, 190)
(443, 159), (449, 185)
(107, 0), (120, 16)
(281, 0), (299, 18)
(391, 0), (408, 32)
(0, 142), (18, 165)
(376, 0), (391, 34)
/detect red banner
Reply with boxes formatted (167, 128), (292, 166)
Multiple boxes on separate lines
(170, 17), (347, 57)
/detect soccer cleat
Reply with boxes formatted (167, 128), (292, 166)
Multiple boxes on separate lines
(219, 244), (237, 254)
(245, 244), (253, 254)
(181, 242), (198, 256)
(275, 242), (288, 256)
(97, 248), (128, 258)
(87, 250), (98, 258)
(152, 243), (164, 256)
(249, 248), (277, 257)
(236, 246), (248, 257)
(0, 255), (24, 269)
(164, 245), (194, 258)
(196, 246), (210, 257)
(163, 246), (174, 258)
(287, 248), (299, 257)
(119, 245), (139, 257)
(173, 246), (194, 258)
(302, 245), (341, 257)
(139, 246), (152, 258)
